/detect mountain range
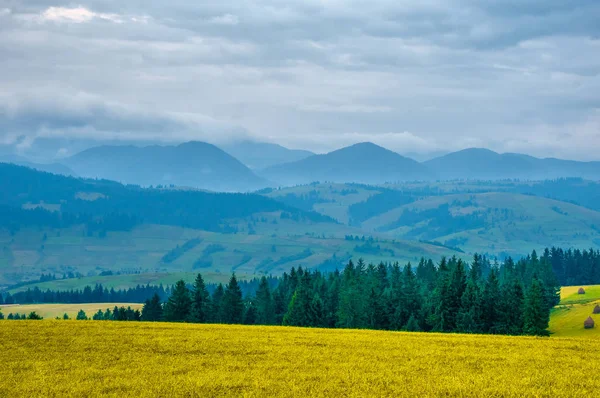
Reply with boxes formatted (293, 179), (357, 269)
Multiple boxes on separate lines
(3, 140), (600, 190)
(424, 148), (600, 180)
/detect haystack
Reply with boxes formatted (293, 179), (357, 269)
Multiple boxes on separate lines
(594, 305), (600, 314)
(584, 316), (595, 329)
(578, 287), (586, 294)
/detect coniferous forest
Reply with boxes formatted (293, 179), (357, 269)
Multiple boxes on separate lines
(146, 252), (558, 336)
(2, 250), (559, 337)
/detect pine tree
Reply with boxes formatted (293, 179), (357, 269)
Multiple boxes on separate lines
(445, 259), (467, 331)
(456, 278), (482, 333)
(190, 273), (211, 323)
(93, 310), (104, 320)
(63, 313), (69, 320)
(283, 274), (312, 326)
(221, 274), (244, 324)
(141, 293), (163, 322)
(243, 301), (257, 325)
(366, 288), (385, 329)
(211, 284), (225, 323)
(308, 293), (325, 327)
(255, 277), (275, 325)
(481, 268), (501, 333)
(523, 278), (550, 336)
(27, 312), (43, 320)
(498, 277), (524, 335)
(76, 310), (88, 320)
(404, 314), (421, 332)
(163, 280), (192, 322)
(337, 260), (367, 329)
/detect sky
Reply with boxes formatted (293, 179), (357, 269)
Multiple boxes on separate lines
(0, 0), (599, 160)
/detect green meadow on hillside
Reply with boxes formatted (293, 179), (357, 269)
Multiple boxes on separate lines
(550, 285), (600, 338)
(268, 183), (600, 258)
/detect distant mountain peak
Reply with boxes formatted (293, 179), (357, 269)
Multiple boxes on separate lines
(260, 142), (430, 186)
(64, 141), (267, 192)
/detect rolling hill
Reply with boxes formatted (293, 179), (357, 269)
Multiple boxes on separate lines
(219, 140), (314, 170)
(361, 192), (600, 257)
(261, 142), (432, 186)
(264, 181), (600, 259)
(425, 148), (600, 180)
(0, 164), (460, 288)
(63, 141), (268, 191)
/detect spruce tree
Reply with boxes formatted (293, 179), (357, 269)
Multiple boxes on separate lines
(366, 288), (385, 329)
(255, 276), (275, 325)
(93, 310), (104, 320)
(76, 310), (88, 320)
(141, 293), (163, 322)
(456, 278), (482, 333)
(221, 274), (244, 324)
(163, 280), (192, 322)
(337, 260), (367, 328)
(498, 278), (524, 335)
(404, 314), (421, 332)
(523, 278), (550, 336)
(283, 274), (312, 327)
(481, 268), (501, 333)
(190, 273), (211, 323)
(211, 284), (225, 323)
(243, 301), (257, 325)
(308, 293), (325, 327)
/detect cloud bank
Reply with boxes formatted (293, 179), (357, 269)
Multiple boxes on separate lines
(0, 0), (599, 159)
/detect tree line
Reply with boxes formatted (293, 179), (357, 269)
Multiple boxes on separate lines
(545, 247), (600, 286)
(0, 284), (170, 305)
(70, 251), (557, 336)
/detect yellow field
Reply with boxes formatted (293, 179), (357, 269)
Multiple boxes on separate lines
(1, 321), (600, 397)
(0, 303), (143, 319)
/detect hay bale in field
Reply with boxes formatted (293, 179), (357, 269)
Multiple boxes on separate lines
(584, 317), (595, 329)
(578, 287), (586, 294)
(594, 305), (600, 314)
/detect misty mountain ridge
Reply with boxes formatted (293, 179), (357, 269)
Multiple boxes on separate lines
(425, 147), (600, 180)
(63, 141), (268, 192)
(220, 140), (314, 170)
(261, 142), (433, 185)
(6, 139), (600, 191)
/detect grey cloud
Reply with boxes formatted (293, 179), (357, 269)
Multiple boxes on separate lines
(0, 92), (249, 146)
(0, 0), (599, 160)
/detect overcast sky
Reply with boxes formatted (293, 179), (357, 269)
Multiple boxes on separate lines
(1, 0), (599, 160)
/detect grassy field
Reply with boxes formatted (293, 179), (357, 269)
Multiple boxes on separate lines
(550, 285), (600, 338)
(0, 303), (143, 319)
(1, 321), (599, 397)
(560, 285), (600, 304)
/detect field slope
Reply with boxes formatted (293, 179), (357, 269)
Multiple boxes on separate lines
(1, 322), (599, 397)
(550, 285), (600, 337)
